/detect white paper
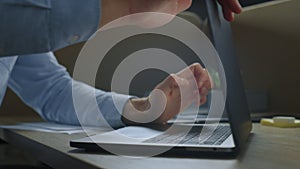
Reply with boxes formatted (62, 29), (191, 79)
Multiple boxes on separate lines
(116, 126), (163, 139)
(0, 122), (108, 135)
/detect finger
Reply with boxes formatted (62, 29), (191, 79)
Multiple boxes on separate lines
(208, 73), (215, 89)
(224, 0), (242, 14)
(200, 96), (207, 105)
(222, 4), (234, 22)
(218, 0), (241, 22)
(199, 87), (209, 96)
(218, 0), (242, 14)
(198, 96), (207, 106)
(178, 63), (206, 86)
(193, 89), (201, 103)
(189, 64), (214, 91)
(201, 75), (214, 91)
(195, 68), (210, 89)
(175, 63), (213, 101)
(176, 0), (192, 13)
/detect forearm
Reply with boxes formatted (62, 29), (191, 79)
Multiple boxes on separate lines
(8, 52), (131, 128)
(43, 80), (131, 128)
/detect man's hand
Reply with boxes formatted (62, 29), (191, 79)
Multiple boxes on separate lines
(100, 0), (242, 27)
(218, 0), (242, 22)
(122, 63), (213, 125)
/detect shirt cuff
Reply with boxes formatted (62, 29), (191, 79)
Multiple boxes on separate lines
(97, 92), (134, 128)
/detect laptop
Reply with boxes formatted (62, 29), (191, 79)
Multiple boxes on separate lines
(70, 0), (252, 157)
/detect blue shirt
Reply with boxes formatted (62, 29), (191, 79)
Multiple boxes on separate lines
(0, 0), (100, 56)
(0, 53), (130, 128)
(0, 0), (131, 128)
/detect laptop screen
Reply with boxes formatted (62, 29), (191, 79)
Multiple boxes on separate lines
(187, 0), (252, 151)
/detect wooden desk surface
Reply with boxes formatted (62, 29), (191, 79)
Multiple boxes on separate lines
(0, 117), (299, 169)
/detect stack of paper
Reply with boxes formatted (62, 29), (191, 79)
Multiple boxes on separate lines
(0, 122), (109, 134)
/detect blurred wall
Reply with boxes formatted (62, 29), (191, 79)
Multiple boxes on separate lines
(231, 0), (300, 113)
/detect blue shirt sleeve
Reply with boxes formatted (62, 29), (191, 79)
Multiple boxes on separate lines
(0, 0), (100, 57)
(8, 52), (131, 128)
(0, 56), (18, 104)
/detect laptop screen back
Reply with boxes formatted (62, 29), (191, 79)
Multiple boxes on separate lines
(192, 0), (252, 152)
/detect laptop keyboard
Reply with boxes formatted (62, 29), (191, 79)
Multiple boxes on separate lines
(143, 125), (231, 145)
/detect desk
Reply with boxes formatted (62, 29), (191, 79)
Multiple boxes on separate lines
(0, 117), (299, 169)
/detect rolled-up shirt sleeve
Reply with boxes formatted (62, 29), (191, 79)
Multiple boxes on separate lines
(0, 0), (100, 57)
(8, 52), (131, 128)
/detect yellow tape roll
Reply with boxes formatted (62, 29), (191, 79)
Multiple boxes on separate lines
(260, 116), (300, 128)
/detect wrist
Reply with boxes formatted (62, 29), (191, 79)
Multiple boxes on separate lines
(131, 97), (151, 111)
(122, 97), (150, 125)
